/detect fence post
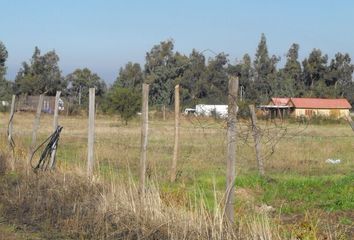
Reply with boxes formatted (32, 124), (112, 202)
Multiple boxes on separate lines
(170, 85), (180, 182)
(87, 88), (95, 178)
(346, 115), (354, 132)
(225, 75), (239, 224)
(249, 104), (265, 176)
(8, 95), (16, 170)
(28, 94), (44, 172)
(162, 105), (166, 121)
(140, 83), (149, 198)
(49, 91), (61, 169)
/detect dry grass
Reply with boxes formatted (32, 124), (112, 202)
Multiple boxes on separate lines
(0, 112), (353, 239)
(0, 155), (282, 240)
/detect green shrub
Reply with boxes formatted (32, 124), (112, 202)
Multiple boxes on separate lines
(107, 87), (141, 125)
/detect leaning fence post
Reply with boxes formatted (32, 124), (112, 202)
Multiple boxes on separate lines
(249, 104), (265, 176)
(140, 83), (149, 198)
(346, 115), (354, 132)
(87, 88), (95, 178)
(170, 84), (180, 182)
(28, 94), (44, 172)
(49, 91), (61, 169)
(8, 95), (16, 170)
(225, 75), (239, 224)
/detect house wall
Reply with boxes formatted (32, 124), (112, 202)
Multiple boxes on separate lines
(294, 108), (350, 118)
(18, 95), (57, 113)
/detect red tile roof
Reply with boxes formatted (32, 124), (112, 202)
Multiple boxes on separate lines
(271, 98), (290, 106)
(289, 98), (351, 109)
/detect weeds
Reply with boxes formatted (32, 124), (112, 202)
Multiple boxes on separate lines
(0, 112), (353, 239)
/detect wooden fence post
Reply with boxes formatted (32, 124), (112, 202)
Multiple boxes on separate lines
(8, 95), (16, 170)
(49, 91), (61, 169)
(249, 104), (265, 176)
(140, 83), (149, 198)
(162, 105), (166, 121)
(346, 115), (354, 132)
(28, 94), (44, 172)
(170, 85), (180, 182)
(225, 76), (238, 223)
(87, 88), (95, 178)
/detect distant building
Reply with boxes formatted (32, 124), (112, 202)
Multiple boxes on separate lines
(185, 104), (229, 118)
(18, 95), (64, 114)
(260, 97), (352, 119)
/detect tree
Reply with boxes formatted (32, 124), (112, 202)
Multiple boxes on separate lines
(0, 79), (13, 101)
(66, 68), (106, 106)
(114, 62), (143, 91)
(284, 44), (302, 82)
(15, 47), (66, 95)
(302, 49), (328, 91)
(228, 54), (256, 102)
(180, 49), (206, 105)
(326, 53), (354, 96)
(282, 43), (303, 95)
(253, 33), (279, 103)
(203, 53), (229, 103)
(0, 41), (13, 101)
(0, 41), (8, 81)
(144, 40), (188, 106)
(108, 86), (141, 125)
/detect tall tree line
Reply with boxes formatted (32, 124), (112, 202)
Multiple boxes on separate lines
(1, 35), (354, 110)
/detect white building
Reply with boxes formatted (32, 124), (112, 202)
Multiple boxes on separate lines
(195, 104), (228, 118)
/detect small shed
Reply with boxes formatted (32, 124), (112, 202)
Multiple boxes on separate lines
(259, 97), (292, 119)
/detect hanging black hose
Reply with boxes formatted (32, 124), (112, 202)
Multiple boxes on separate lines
(30, 126), (63, 171)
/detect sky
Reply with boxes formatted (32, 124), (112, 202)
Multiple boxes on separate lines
(1, 0), (354, 83)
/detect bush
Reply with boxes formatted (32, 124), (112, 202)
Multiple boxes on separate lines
(108, 87), (141, 125)
(289, 115), (347, 125)
(66, 103), (81, 116)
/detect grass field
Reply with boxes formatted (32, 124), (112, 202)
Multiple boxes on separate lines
(0, 111), (353, 239)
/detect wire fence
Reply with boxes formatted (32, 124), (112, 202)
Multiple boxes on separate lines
(1, 104), (353, 180)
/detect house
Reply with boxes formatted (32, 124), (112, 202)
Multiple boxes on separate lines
(18, 95), (65, 113)
(260, 97), (352, 119)
(259, 97), (292, 118)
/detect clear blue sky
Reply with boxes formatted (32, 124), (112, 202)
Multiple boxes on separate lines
(1, 0), (354, 83)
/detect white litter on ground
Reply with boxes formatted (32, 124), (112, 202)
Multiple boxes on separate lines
(325, 159), (341, 164)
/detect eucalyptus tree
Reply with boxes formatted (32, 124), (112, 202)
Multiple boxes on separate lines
(66, 68), (106, 106)
(253, 33), (279, 103)
(114, 62), (143, 91)
(15, 47), (66, 96)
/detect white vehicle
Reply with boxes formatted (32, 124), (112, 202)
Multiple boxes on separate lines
(1, 101), (9, 107)
(195, 104), (228, 118)
(58, 98), (65, 111)
(183, 108), (196, 115)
